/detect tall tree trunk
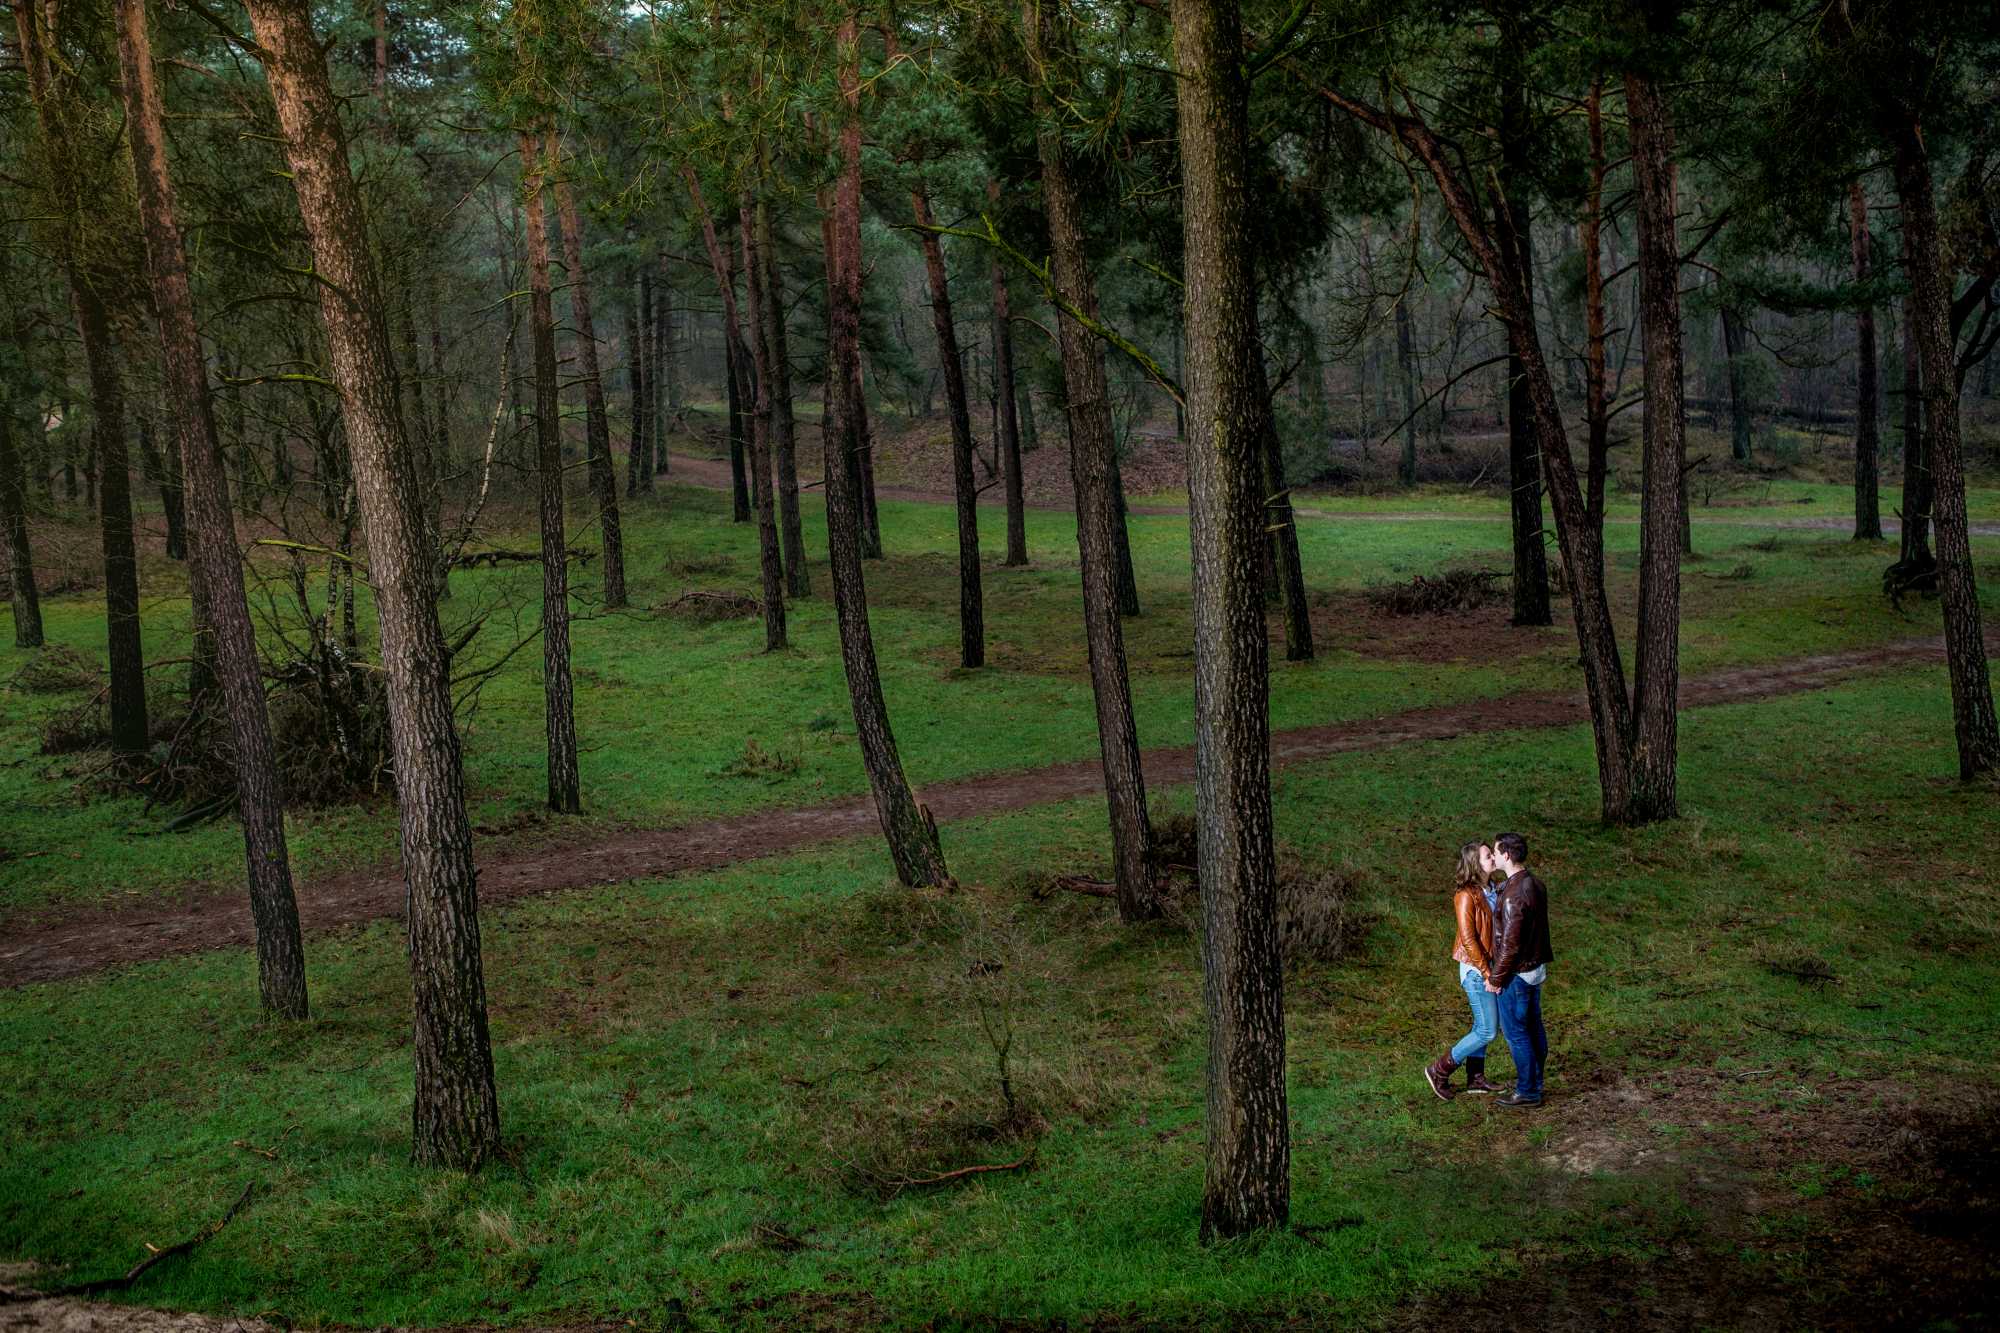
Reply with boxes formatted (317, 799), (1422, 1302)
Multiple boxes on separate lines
(1582, 79), (1611, 545)
(758, 191), (809, 598)
(726, 327), (751, 523)
(1888, 124), (1999, 779)
(1026, 0), (1156, 921)
(547, 133), (626, 609)
(1174, 0), (1289, 1242)
(1719, 304), (1753, 461)
(1256, 358), (1312, 661)
(1495, 15), (1552, 628)
(1110, 465), (1141, 616)
(244, 0), (499, 1169)
(1394, 297), (1419, 485)
(625, 263), (651, 498)
(116, 0), (309, 1019)
(1898, 236), (1933, 573)
(855, 380), (883, 558)
(989, 180), (1029, 566)
(910, 188), (985, 668)
(824, 13), (950, 887)
(1850, 181), (1883, 542)
(0, 397), (44, 648)
(136, 413), (187, 560)
(1624, 55), (1686, 823)
(652, 252), (672, 475)
(520, 131), (581, 814)
(739, 191), (789, 651)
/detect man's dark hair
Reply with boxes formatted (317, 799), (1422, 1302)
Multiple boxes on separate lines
(1494, 832), (1528, 865)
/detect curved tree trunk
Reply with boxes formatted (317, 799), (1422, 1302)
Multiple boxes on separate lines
(1174, 0), (1289, 1242)
(911, 188), (984, 668)
(1888, 125), (1999, 779)
(244, 0), (499, 1169)
(1624, 59), (1686, 823)
(824, 14), (950, 888)
(547, 133), (626, 610)
(1850, 181), (1883, 542)
(1025, 0), (1157, 922)
(520, 131), (581, 814)
(116, 0), (309, 1019)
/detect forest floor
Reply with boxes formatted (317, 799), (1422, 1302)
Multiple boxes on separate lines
(4, 417), (2000, 1329)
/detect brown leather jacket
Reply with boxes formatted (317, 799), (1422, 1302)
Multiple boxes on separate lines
(1451, 885), (1495, 974)
(1488, 868), (1553, 989)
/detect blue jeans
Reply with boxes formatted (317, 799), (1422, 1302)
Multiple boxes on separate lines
(1449, 969), (1498, 1066)
(1496, 976), (1547, 1100)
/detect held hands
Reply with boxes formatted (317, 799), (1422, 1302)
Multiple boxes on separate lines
(1484, 981), (1503, 994)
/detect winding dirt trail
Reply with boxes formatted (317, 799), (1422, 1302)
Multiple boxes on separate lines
(1, 631), (1980, 990)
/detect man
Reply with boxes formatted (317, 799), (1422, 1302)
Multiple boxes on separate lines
(1484, 832), (1551, 1108)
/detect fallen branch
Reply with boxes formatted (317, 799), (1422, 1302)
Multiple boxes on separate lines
(453, 546), (598, 570)
(44, 1182), (255, 1297)
(885, 1153), (1034, 1196)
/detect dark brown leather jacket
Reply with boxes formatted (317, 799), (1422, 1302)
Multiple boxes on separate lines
(1451, 886), (1494, 974)
(1488, 869), (1552, 989)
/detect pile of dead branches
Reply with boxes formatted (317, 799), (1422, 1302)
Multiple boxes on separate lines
(1364, 566), (1507, 616)
(661, 589), (762, 623)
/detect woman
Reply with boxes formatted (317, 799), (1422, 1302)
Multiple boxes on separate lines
(1423, 841), (1503, 1101)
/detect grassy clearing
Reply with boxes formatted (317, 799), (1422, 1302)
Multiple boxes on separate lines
(3, 463), (1997, 915)
(0, 667), (1994, 1327)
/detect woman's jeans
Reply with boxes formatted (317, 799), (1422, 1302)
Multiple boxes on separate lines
(1449, 969), (1498, 1066)
(1496, 976), (1548, 1100)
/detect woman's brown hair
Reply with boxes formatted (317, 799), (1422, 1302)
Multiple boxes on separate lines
(1454, 840), (1489, 890)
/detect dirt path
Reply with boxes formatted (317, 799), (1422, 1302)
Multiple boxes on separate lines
(1, 632), (1979, 991)
(663, 451), (2000, 534)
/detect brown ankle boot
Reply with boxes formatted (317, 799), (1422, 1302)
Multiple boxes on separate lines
(1463, 1056), (1501, 1095)
(1423, 1054), (1459, 1102)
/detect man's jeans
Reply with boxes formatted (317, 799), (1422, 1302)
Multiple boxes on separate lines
(1496, 975), (1547, 1100)
(1449, 969), (1498, 1066)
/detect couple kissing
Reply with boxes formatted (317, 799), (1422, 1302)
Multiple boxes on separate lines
(1424, 832), (1552, 1108)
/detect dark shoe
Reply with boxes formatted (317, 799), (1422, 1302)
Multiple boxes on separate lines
(1462, 1057), (1500, 1095)
(1423, 1055), (1459, 1102)
(1495, 1091), (1543, 1109)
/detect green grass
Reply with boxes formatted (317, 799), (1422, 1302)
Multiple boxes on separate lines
(0, 667), (1993, 1327)
(4, 470), (1997, 915)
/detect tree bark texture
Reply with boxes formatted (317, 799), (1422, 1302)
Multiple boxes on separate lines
(625, 263), (652, 497)
(911, 188), (985, 668)
(739, 191), (790, 652)
(519, 132), (581, 814)
(824, 14), (951, 888)
(1026, 0), (1156, 922)
(244, 0), (498, 1169)
(989, 180), (1029, 566)
(548, 133), (626, 609)
(117, 0), (310, 1018)
(1494, 18), (1552, 628)
(1888, 125), (1999, 779)
(0, 401), (40, 647)
(758, 193), (809, 598)
(1624, 60), (1686, 823)
(1255, 358), (1312, 662)
(1174, 0), (1290, 1241)
(1849, 182), (1883, 542)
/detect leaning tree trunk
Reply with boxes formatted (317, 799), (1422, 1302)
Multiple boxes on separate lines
(989, 179), (1029, 566)
(1174, 0), (1289, 1242)
(1849, 181), (1883, 542)
(726, 331), (751, 523)
(1719, 305), (1753, 461)
(244, 0), (499, 1170)
(116, 0), (309, 1019)
(758, 191), (809, 598)
(1026, 0), (1156, 922)
(911, 188), (985, 668)
(519, 131), (581, 814)
(824, 13), (950, 888)
(1495, 17), (1552, 628)
(547, 133), (626, 610)
(739, 190), (789, 652)
(1888, 124), (1999, 779)
(1623, 59), (1686, 824)
(0, 398), (44, 648)
(1897, 236), (1933, 574)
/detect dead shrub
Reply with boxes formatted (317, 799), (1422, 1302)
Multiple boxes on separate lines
(7, 643), (101, 694)
(660, 589), (761, 623)
(1143, 810), (1371, 967)
(1364, 566), (1506, 616)
(718, 738), (801, 781)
